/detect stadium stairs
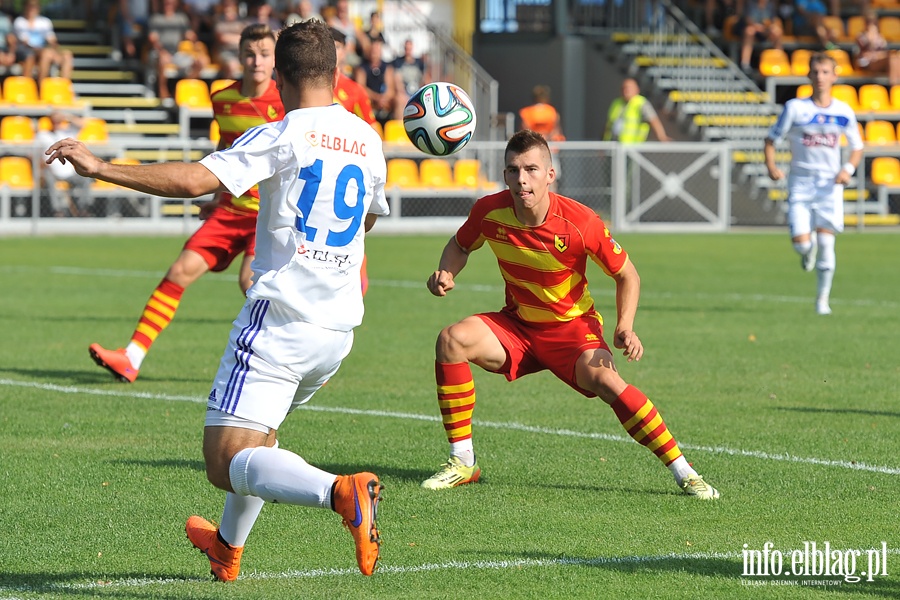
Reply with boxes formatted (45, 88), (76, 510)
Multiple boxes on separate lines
(616, 2), (900, 227)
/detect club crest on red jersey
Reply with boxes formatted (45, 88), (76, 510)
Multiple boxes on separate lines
(554, 233), (569, 253)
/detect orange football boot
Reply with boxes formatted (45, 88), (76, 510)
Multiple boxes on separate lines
(332, 472), (383, 576)
(185, 515), (244, 582)
(89, 343), (139, 383)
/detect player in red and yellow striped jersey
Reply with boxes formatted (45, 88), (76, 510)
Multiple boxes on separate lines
(88, 24), (284, 384)
(331, 27), (376, 126)
(421, 130), (720, 499)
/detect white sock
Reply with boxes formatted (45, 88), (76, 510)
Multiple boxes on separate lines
(124, 342), (146, 369)
(815, 232), (836, 303)
(229, 446), (336, 508)
(667, 455), (697, 484)
(218, 492), (265, 547)
(450, 439), (475, 467)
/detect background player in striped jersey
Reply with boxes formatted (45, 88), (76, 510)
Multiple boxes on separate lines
(422, 129), (719, 500)
(87, 24), (284, 383)
(764, 52), (863, 316)
(48, 19), (388, 581)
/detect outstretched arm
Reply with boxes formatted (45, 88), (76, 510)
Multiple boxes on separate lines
(610, 260), (643, 362)
(46, 138), (226, 198)
(426, 236), (469, 297)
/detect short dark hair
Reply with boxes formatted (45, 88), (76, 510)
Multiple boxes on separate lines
(275, 20), (336, 89)
(506, 129), (550, 158)
(240, 23), (277, 49)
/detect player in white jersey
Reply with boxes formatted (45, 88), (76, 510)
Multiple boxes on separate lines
(46, 20), (388, 581)
(764, 52), (863, 315)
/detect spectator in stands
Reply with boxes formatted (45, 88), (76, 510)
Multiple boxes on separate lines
(36, 111), (87, 217)
(213, 0), (246, 79)
(704, 0), (738, 36)
(327, 0), (362, 73)
(116, 0), (154, 60)
(735, 0), (783, 73)
(357, 10), (386, 66)
(603, 78), (671, 143)
(792, 0), (837, 49)
(764, 52), (863, 315)
(0, 6), (27, 76)
(285, 0), (323, 26)
(392, 38), (429, 119)
(13, 0), (73, 82)
(245, 1), (284, 31)
(356, 37), (395, 126)
(182, 0), (217, 49)
(331, 25), (377, 128)
(147, 0), (210, 101)
(855, 8), (900, 83)
(518, 84), (565, 141)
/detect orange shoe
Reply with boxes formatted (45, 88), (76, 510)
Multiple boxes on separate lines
(332, 472), (383, 576)
(185, 515), (243, 582)
(89, 343), (139, 383)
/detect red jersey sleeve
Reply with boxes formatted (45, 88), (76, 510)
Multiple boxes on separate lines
(585, 214), (629, 276)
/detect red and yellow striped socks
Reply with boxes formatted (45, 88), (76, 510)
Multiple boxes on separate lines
(435, 361), (476, 458)
(129, 278), (184, 357)
(611, 385), (683, 466)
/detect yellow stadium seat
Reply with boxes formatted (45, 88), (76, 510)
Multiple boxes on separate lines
(790, 49), (812, 76)
(209, 119), (220, 144)
(759, 49), (791, 76)
(0, 116), (34, 142)
(386, 158), (419, 188)
(871, 156), (900, 185)
(891, 85), (900, 110)
(77, 118), (109, 142)
(454, 159), (481, 188)
(37, 116), (52, 131)
(831, 84), (859, 110)
(880, 16), (900, 42)
(40, 77), (74, 105)
(210, 79), (235, 95)
(846, 15), (866, 41)
(419, 158), (454, 187)
(859, 84), (891, 112)
(825, 49), (854, 76)
(823, 16), (847, 41)
(3, 76), (40, 104)
(0, 156), (35, 189)
(175, 78), (212, 109)
(383, 119), (410, 144)
(865, 120), (896, 144)
(796, 83), (812, 98)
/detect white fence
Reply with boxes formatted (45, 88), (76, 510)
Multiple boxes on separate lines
(1, 140), (890, 236)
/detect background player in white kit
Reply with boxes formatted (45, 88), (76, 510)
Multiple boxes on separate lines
(764, 52), (863, 316)
(46, 20), (388, 581)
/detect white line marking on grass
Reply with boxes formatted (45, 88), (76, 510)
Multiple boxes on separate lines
(2, 378), (899, 476)
(4, 266), (899, 308)
(5, 547), (899, 592)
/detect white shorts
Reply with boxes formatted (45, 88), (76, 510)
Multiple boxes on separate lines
(205, 298), (354, 431)
(787, 173), (844, 236)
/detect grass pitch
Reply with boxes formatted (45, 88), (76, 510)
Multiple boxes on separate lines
(0, 231), (898, 599)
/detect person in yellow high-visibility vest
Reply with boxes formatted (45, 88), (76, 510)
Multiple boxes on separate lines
(603, 78), (671, 143)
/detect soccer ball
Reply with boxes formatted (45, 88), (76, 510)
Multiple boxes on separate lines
(403, 82), (476, 156)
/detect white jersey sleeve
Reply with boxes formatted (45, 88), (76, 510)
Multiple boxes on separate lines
(200, 104), (388, 331)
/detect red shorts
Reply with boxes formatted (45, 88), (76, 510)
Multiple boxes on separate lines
(183, 206), (257, 272)
(477, 311), (611, 398)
